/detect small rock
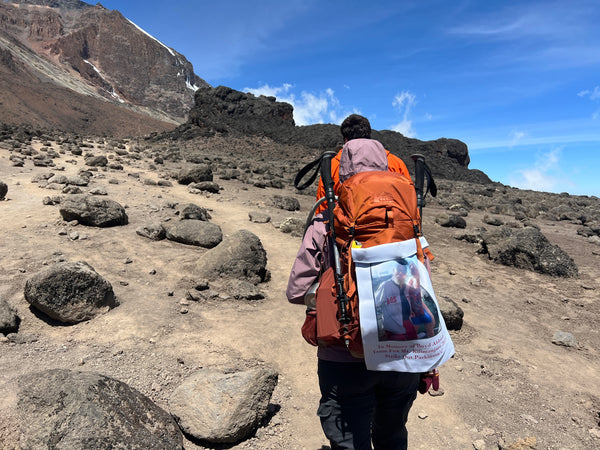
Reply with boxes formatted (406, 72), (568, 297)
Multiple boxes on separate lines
(472, 438), (486, 450)
(520, 414), (538, 424)
(418, 412), (428, 419)
(551, 331), (577, 348)
(248, 211), (271, 223)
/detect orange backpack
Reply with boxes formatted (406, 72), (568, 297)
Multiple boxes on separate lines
(315, 170), (427, 357)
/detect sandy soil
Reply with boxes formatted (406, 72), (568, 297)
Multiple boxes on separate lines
(1, 138), (599, 449)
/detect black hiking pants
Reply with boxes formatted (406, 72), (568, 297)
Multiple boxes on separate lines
(317, 359), (420, 450)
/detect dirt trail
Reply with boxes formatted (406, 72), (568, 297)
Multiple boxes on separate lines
(1, 140), (600, 449)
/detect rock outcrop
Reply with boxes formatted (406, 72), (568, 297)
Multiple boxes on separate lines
(59, 194), (128, 227)
(24, 261), (118, 323)
(18, 369), (183, 449)
(176, 86), (490, 184)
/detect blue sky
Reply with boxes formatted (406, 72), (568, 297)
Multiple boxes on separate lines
(99, 0), (600, 197)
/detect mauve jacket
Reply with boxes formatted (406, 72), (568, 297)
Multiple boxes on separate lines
(286, 138), (391, 362)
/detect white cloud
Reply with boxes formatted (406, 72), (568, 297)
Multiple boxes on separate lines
(509, 130), (526, 147)
(578, 86), (600, 100)
(244, 83), (293, 98)
(390, 91), (417, 137)
(509, 147), (569, 192)
(243, 84), (356, 126)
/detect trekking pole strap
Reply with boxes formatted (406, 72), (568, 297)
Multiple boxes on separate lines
(294, 152), (334, 191)
(411, 153), (437, 216)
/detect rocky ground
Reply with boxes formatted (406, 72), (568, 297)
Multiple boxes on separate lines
(1, 133), (599, 449)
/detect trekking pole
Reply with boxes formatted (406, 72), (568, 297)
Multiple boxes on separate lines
(411, 153), (426, 218)
(411, 153), (437, 233)
(320, 151), (351, 339)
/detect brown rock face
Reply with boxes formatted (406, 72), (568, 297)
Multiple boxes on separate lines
(0, 0), (209, 135)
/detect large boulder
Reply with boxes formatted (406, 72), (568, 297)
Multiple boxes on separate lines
(195, 230), (269, 284)
(24, 261), (118, 323)
(480, 226), (578, 277)
(18, 369), (182, 449)
(59, 194), (128, 227)
(165, 220), (223, 248)
(85, 155), (108, 167)
(177, 164), (213, 185)
(169, 367), (278, 444)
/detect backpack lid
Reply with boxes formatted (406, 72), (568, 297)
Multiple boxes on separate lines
(339, 139), (388, 182)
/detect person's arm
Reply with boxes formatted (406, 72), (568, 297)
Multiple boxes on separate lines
(286, 215), (328, 304)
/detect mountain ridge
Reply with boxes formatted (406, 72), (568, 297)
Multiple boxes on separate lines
(0, 0), (208, 134)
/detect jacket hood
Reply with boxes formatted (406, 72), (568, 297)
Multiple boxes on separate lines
(339, 138), (388, 182)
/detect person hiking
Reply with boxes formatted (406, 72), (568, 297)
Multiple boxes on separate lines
(287, 114), (420, 449)
(314, 114), (411, 215)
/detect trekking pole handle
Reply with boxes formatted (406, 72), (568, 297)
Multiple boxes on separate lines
(321, 151), (337, 208)
(411, 153), (425, 217)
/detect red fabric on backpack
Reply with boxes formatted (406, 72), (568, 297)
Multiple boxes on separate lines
(314, 266), (362, 355)
(301, 309), (318, 346)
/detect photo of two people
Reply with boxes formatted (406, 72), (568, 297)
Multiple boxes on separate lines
(372, 258), (441, 341)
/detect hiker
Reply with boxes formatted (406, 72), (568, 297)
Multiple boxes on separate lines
(314, 114), (411, 215)
(287, 114), (420, 449)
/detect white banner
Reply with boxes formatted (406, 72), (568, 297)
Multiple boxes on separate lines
(352, 238), (455, 372)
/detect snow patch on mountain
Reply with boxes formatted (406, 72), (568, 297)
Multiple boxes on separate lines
(84, 59), (124, 103)
(126, 18), (176, 57)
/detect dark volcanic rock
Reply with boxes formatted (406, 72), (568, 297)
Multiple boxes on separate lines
(178, 164), (213, 185)
(480, 226), (578, 278)
(189, 181), (220, 194)
(0, 295), (20, 334)
(24, 261), (118, 323)
(0, 180), (8, 200)
(165, 220), (223, 248)
(435, 212), (467, 228)
(171, 85), (490, 184)
(187, 86), (295, 138)
(195, 230), (269, 284)
(59, 194), (128, 227)
(177, 203), (211, 221)
(438, 296), (464, 331)
(85, 155), (108, 167)
(272, 194), (300, 211)
(18, 369), (183, 449)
